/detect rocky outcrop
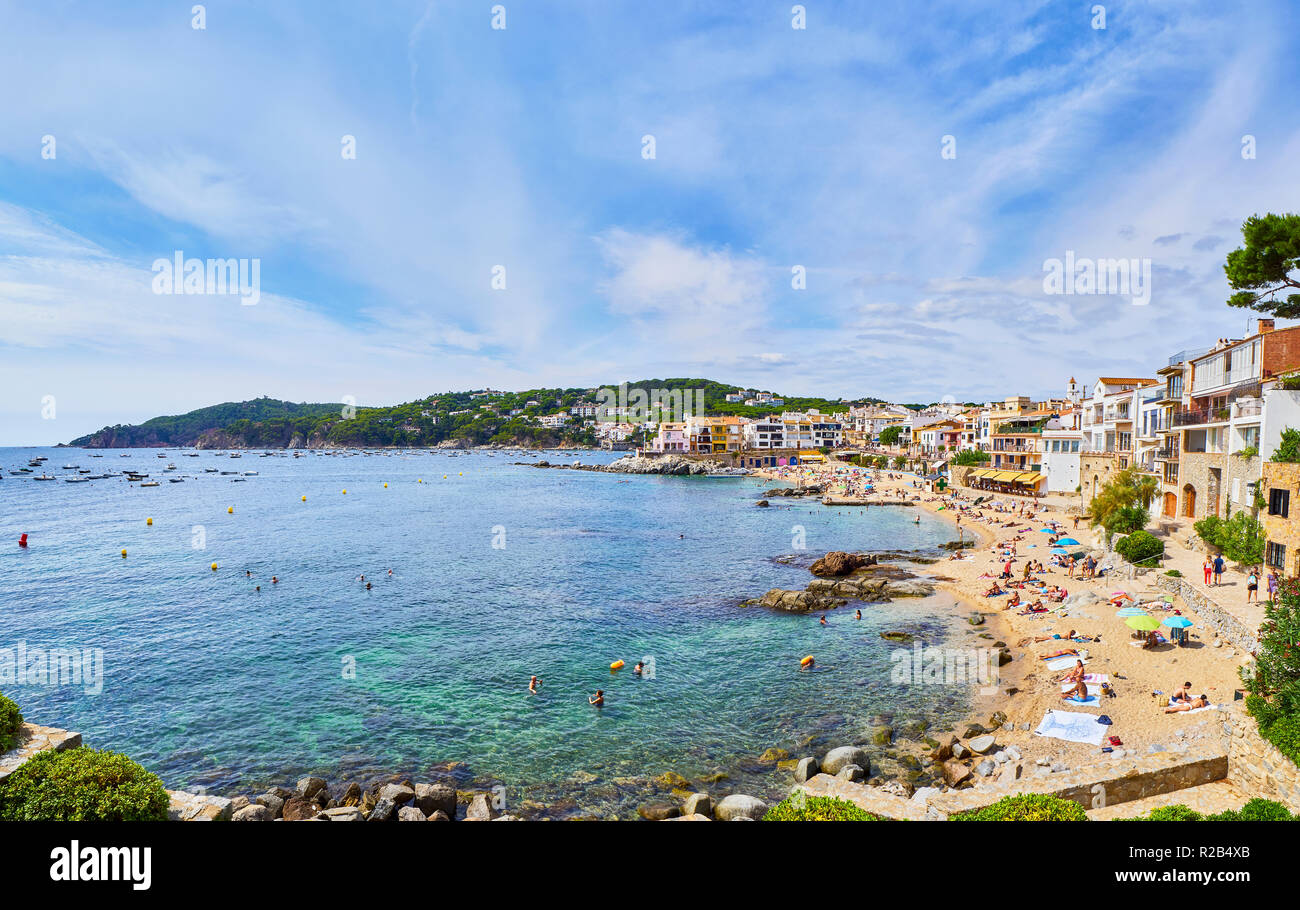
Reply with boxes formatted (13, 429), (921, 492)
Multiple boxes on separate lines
(762, 485), (823, 497)
(809, 551), (875, 577)
(528, 454), (748, 475)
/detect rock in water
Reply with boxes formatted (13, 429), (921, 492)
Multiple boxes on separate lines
(793, 757), (820, 783)
(714, 795), (768, 821)
(821, 746), (869, 776)
(809, 551), (868, 577)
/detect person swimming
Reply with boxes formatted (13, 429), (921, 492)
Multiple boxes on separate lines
(589, 689), (604, 706)
(819, 615), (827, 626)
(271, 576), (278, 584)
(633, 662), (644, 676)
(855, 609), (862, 620)
(529, 675), (540, 694)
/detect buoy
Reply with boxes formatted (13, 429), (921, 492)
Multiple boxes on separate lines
(342, 489), (347, 494)
(610, 660), (625, 671)
(302, 495), (307, 502)
(146, 517), (153, 526)
(121, 549), (127, 558)
(383, 482), (388, 488)
(459, 472), (463, 476)
(227, 506), (233, 514)
(418, 479), (423, 483)
(210, 562), (218, 571)
(443, 475), (447, 479)
(19, 533), (29, 548)
(800, 655), (814, 667)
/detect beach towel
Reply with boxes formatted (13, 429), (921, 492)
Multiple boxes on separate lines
(1062, 695), (1101, 707)
(1082, 673), (1109, 684)
(1039, 649), (1079, 660)
(1033, 710), (1106, 745)
(1060, 683), (1102, 696)
(1044, 656), (1088, 672)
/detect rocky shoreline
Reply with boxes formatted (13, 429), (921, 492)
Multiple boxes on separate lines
(522, 453), (750, 475)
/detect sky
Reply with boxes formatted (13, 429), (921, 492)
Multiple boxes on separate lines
(2, 0), (1299, 445)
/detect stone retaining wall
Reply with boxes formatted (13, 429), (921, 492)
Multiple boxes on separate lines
(0, 723), (82, 783)
(1225, 707), (1300, 811)
(799, 745), (1230, 820)
(1154, 574), (1258, 652)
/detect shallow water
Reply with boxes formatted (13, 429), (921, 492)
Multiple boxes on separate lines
(1, 447), (978, 816)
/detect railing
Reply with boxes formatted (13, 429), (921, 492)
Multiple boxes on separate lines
(1168, 347), (1209, 367)
(1156, 444), (1180, 460)
(1173, 407), (1230, 427)
(1233, 399), (1263, 418)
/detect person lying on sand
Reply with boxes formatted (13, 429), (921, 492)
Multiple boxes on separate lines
(1164, 695), (1209, 713)
(984, 583), (1004, 597)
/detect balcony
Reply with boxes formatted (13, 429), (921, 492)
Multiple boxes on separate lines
(1232, 399), (1263, 419)
(1173, 407), (1230, 427)
(1155, 443), (1180, 461)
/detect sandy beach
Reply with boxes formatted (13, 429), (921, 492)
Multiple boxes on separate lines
(753, 459), (1248, 777)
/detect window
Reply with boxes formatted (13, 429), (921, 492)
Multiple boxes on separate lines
(1267, 541), (1286, 570)
(1269, 488), (1290, 518)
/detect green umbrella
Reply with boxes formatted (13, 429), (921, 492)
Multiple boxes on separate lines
(1125, 615), (1161, 631)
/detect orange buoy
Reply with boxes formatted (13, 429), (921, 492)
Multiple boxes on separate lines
(121, 549), (127, 558)
(800, 655), (814, 667)
(610, 660), (625, 671)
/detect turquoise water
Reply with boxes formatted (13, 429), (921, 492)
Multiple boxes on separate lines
(1, 447), (975, 816)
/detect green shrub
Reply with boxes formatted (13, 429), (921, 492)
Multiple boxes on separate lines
(763, 795), (878, 821)
(0, 693), (22, 753)
(0, 747), (170, 821)
(1116, 530), (1164, 567)
(1166, 569), (1182, 577)
(1133, 804), (1205, 821)
(951, 794), (1088, 821)
(1206, 799), (1297, 821)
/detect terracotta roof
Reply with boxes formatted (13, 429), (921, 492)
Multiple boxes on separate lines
(1097, 377), (1157, 386)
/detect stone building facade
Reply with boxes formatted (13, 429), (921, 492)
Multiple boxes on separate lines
(1261, 461), (1300, 576)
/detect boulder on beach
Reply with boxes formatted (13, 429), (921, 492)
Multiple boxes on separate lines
(793, 757), (820, 783)
(681, 793), (713, 818)
(413, 782), (457, 818)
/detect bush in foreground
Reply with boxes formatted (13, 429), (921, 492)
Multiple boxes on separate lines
(0, 693), (22, 753)
(1127, 799), (1296, 821)
(763, 795), (878, 821)
(951, 794), (1088, 821)
(0, 747), (170, 821)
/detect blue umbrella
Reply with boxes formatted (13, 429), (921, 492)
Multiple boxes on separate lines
(1056, 537), (1081, 546)
(1050, 547), (1068, 555)
(1039, 528), (1054, 533)
(1117, 607), (1148, 617)
(1162, 616), (1194, 629)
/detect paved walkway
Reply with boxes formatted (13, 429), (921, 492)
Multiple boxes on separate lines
(1087, 779), (1251, 819)
(1147, 517), (1268, 632)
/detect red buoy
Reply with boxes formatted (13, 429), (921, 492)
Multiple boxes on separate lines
(18, 533), (28, 548)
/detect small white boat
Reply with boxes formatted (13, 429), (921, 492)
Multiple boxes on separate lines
(140, 481), (160, 487)
(34, 474), (55, 481)
(242, 471), (258, 476)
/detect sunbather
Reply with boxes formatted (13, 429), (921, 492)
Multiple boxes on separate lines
(1164, 695), (1209, 713)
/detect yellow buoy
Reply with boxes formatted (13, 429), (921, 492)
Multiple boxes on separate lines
(342, 489), (347, 494)
(121, 549), (127, 558)
(227, 506), (234, 514)
(210, 562), (218, 571)
(443, 475), (447, 479)
(146, 517), (153, 526)
(418, 479), (423, 483)
(383, 482), (388, 488)
(459, 472), (463, 476)
(302, 495), (307, 502)
(610, 660), (625, 671)
(800, 655), (814, 667)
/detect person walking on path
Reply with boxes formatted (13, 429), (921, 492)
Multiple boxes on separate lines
(1247, 568), (1260, 603)
(1268, 570), (1280, 603)
(1203, 557), (1213, 586)
(1213, 554), (1225, 586)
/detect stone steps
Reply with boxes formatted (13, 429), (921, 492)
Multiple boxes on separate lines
(1086, 780), (1251, 819)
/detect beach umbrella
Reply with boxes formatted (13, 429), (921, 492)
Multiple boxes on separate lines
(1117, 607), (1148, 617)
(1162, 616), (1194, 629)
(1050, 547), (1068, 555)
(1125, 615), (1161, 631)
(1039, 528), (1054, 533)
(1056, 537), (1081, 546)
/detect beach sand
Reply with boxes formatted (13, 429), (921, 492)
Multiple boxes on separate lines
(752, 460), (1248, 778)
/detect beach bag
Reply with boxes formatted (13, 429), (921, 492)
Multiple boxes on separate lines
(1097, 715), (1113, 725)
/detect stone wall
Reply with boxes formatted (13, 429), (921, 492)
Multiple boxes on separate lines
(1225, 707), (1300, 811)
(1261, 461), (1300, 575)
(1154, 573), (1258, 653)
(0, 723), (81, 783)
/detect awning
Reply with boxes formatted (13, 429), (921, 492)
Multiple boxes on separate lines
(1011, 471), (1044, 485)
(990, 470), (1021, 481)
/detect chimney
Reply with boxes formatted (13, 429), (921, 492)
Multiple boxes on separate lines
(1258, 318), (1275, 335)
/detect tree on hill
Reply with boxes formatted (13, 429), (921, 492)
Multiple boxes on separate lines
(1225, 213), (1300, 317)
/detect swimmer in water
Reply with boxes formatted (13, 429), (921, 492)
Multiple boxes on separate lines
(246, 570), (252, 578)
(365, 582), (372, 590)
(855, 609), (862, 620)
(800, 657), (815, 670)
(589, 689), (604, 706)
(819, 615), (827, 626)
(271, 576), (278, 584)
(633, 661), (643, 676)
(529, 675), (540, 694)
(387, 568), (393, 576)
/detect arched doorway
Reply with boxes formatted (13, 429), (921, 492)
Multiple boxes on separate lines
(1182, 483), (1196, 518)
(1163, 491), (1177, 518)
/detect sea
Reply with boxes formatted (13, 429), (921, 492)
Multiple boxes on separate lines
(0, 446), (980, 817)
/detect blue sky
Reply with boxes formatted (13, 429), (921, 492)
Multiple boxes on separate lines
(2, 0), (1299, 444)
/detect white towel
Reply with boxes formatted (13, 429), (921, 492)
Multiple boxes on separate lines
(1044, 656), (1087, 672)
(1033, 710), (1106, 745)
